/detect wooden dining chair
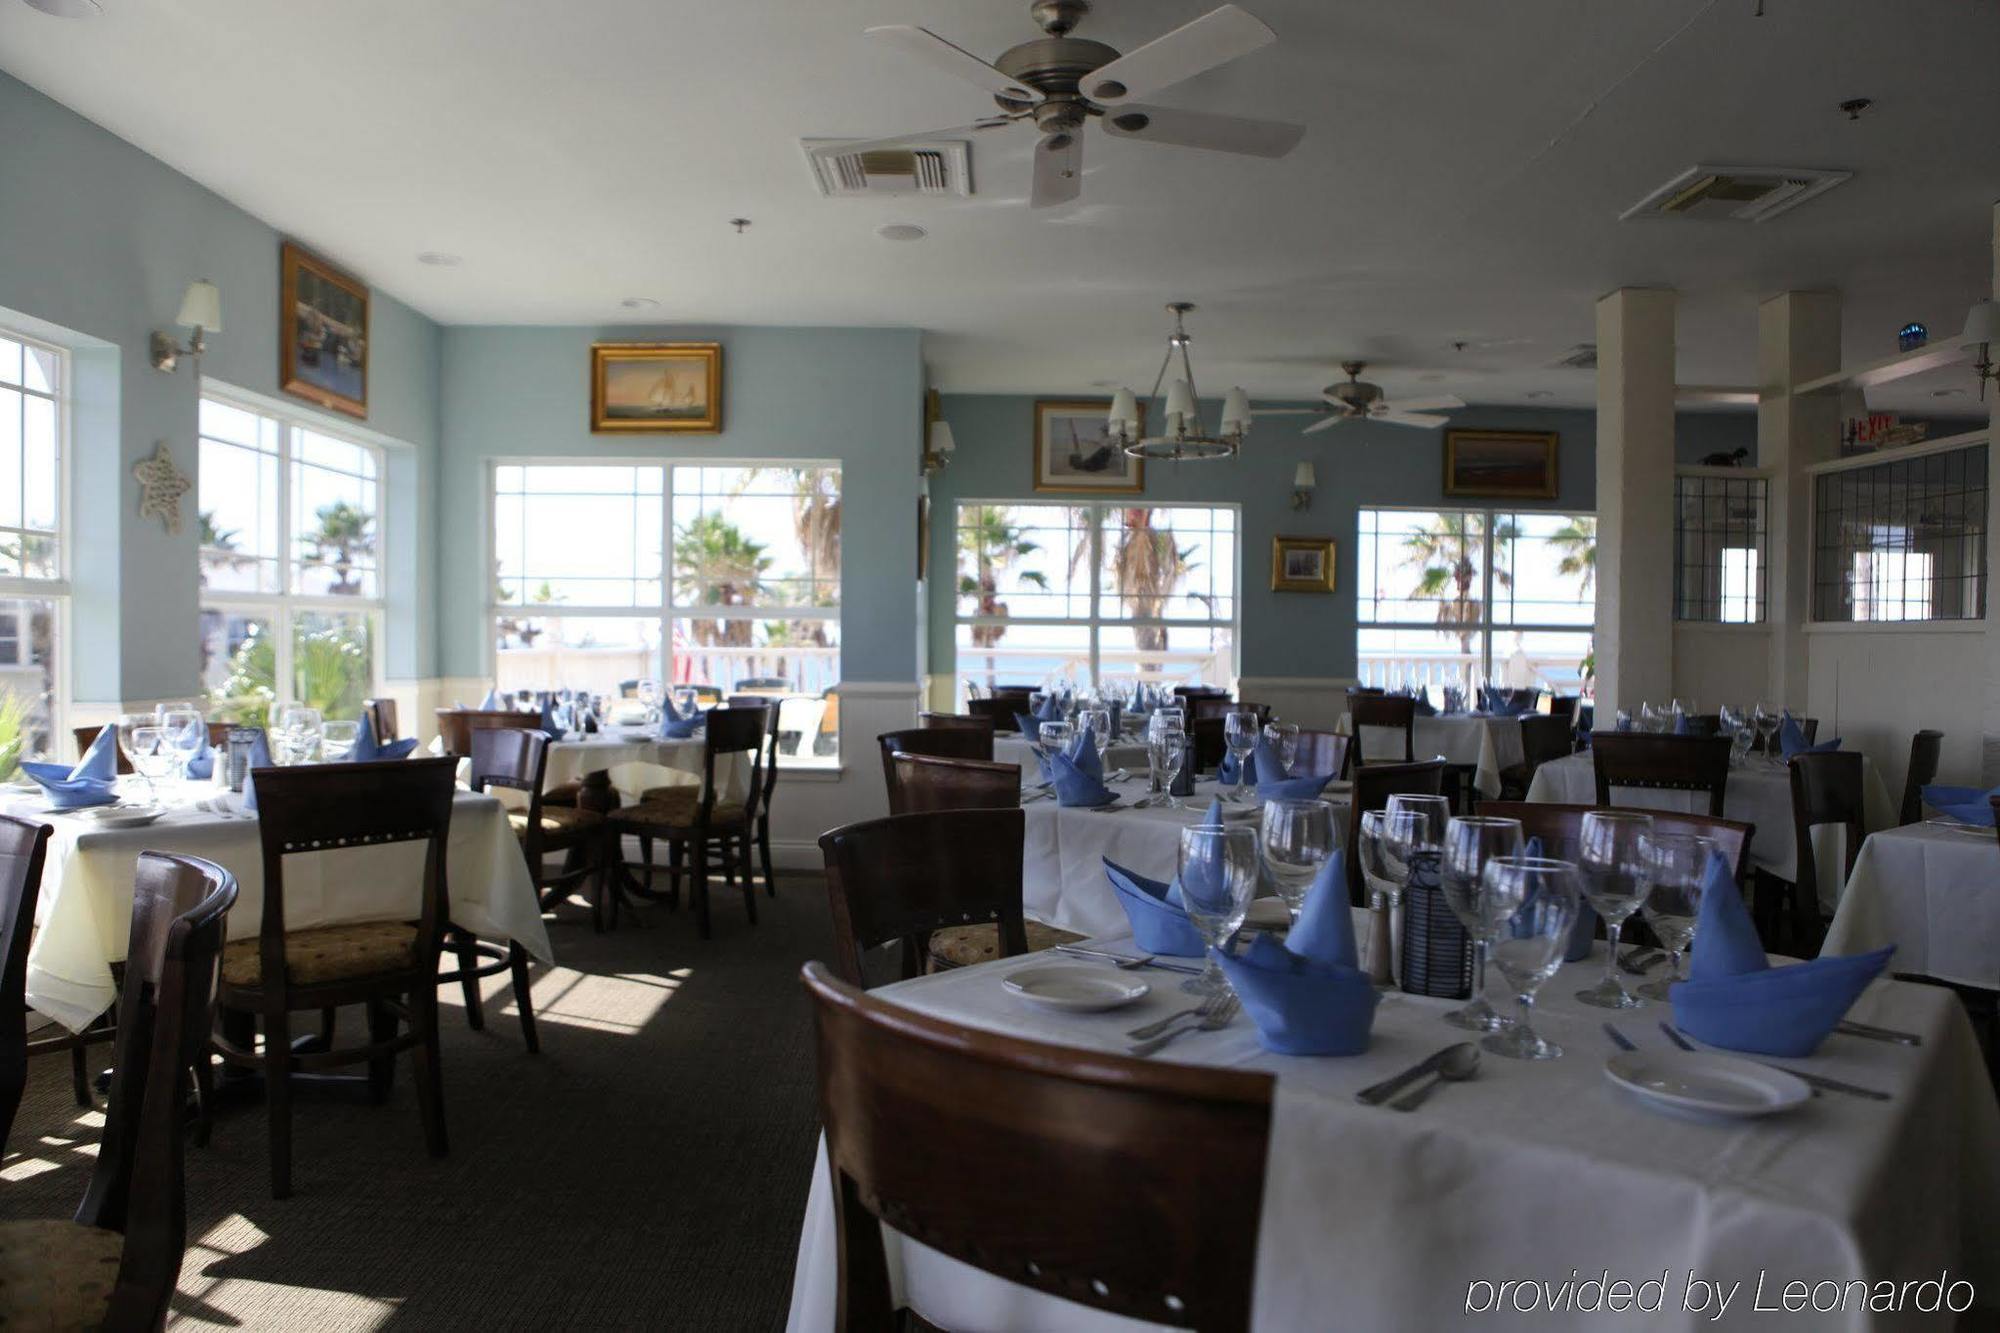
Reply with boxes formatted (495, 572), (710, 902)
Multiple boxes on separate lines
(1291, 728), (1349, 779)
(802, 960), (1272, 1331)
(1899, 729), (1945, 826)
(470, 727), (605, 937)
(726, 697), (784, 900)
(888, 753), (1023, 815)
(878, 727), (995, 807)
(1766, 750), (1867, 955)
(212, 757), (458, 1198)
(0, 815), (53, 1148)
(363, 696), (401, 743)
(0, 852), (236, 1331)
(964, 696), (1031, 733)
(1189, 716), (1228, 773)
(1548, 694), (1581, 726)
(610, 706), (767, 939)
(1347, 692), (1417, 767)
(918, 711), (993, 734)
(71, 724), (132, 775)
(1474, 802), (1757, 884)
(1345, 759), (1446, 904)
(1499, 713), (1578, 799)
(1190, 696), (1253, 722)
(433, 706), (540, 756)
(1172, 685), (1231, 704)
(1589, 733), (1732, 816)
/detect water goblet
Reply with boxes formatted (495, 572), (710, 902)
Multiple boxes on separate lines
(1038, 720), (1074, 765)
(1479, 856), (1583, 1060)
(319, 719), (361, 762)
(1176, 822), (1259, 996)
(1573, 811), (1654, 1008)
(1752, 701), (1780, 764)
(1222, 708), (1260, 801)
(1260, 721), (1300, 777)
(1077, 707), (1112, 760)
(115, 713), (160, 798)
(128, 725), (177, 800)
(1259, 798), (1337, 920)
(1439, 816), (1524, 1032)
(273, 705), (323, 765)
(1637, 832), (1714, 1000)
(1148, 727), (1187, 810)
(157, 706), (204, 785)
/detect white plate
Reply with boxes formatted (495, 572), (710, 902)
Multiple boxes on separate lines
(1604, 1050), (1811, 1120)
(76, 803), (166, 829)
(1002, 965), (1150, 1013)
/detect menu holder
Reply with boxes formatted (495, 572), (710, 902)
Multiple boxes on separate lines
(1398, 850), (1473, 1000)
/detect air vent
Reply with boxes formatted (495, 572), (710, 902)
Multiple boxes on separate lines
(1622, 164), (1850, 223)
(1553, 343), (1598, 371)
(803, 138), (972, 198)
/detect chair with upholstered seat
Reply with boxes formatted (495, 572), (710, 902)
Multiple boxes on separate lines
(472, 727), (605, 937)
(878, 727), (995, 808)
(918, 711), (993, 733)
(817, 807), (1080, 981)
(889, 752), (1023, 815)
(211, 757), (457, 1198)
(1347, 692), (1417, 769)
(965, 695), (1032, 733)
(1498, 713), (1577, 799)
(1474, 802), (1756, 883)
(610, 706), (767, 939)
(0, 851), (236, 1331)
(1346, 759), (1446, 904)
(0, 815), (55, 1146)
(726, 697), (785, 900)
(802, 960), (1272, 1332)
(1291, 728), (1350, 780)
(1590, 733), (1732, 816)
(363, 696), (400, 743)
(1899, 729), (1945, 826)
(1762, 750), (1867, 955)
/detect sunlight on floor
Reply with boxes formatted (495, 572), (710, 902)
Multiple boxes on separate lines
(431, 963), (693, 1036)
(3, 1109), (104, 1180)
(176, 1213), (403, 1329)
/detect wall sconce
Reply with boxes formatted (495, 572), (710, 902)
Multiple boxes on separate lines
(922, 419), (956, 475)
(1963, 300), (2000, 400)
(150, 280), (221, 373)
(1290, 460), (1315, 511)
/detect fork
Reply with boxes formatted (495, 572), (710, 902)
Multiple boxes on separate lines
(1127, 994), (1238, 1057)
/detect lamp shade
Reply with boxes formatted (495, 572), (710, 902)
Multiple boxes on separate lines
(1963, 299), (2000, 344)
(1107, 387), (1140, 440)
(1293, 461), (1316, 489)
(175, 280), (221, 332)
(1221, 386), (1253, 436)
(926, 420), (955, 457)
(1163, 379), (1195, 431)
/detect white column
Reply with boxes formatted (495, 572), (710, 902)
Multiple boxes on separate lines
(1593, 288), (1677, 721)
(1756, 292), (1842, 707)
(1985, 203), (2000, 784)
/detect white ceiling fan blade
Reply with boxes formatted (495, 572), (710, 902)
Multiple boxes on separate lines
(1301, 415), (1345, 434)
(1083, 5), (1276, 104)
(1251, 407), (1323, 416)
(1031, 132), (1083, 209)
(1101, 105), (1304, 158)
(1379, 412), (1452, 429)
(1385, 394), (1466, 414)
(865, 25), (1037, 102)
(826, 118), (1021, 158)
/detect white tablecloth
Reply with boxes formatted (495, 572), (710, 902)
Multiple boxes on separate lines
(17, 786), (550, 1032)
(788, 939), (2000, 1332)
(1526, 752), (1897, 909)
(1339, 713), (1523, 798)
(995, 737), (1151, 776)
(1825, 822), (2000, 990)
(544, 734), (710, 790)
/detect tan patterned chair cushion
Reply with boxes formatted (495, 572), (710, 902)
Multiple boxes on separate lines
(222, 921), (418, 988)
(0, 1218), (123, 1327)
(927, 921), (1084, 970)
(540, 780), (582, 806)
(507, 805), (602, 841)
(617, 787), (746, 830)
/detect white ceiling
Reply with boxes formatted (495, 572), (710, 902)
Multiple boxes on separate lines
(4, 0), (1999, 412)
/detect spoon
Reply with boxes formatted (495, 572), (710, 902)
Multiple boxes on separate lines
(1389, 1043), (1480, 1112)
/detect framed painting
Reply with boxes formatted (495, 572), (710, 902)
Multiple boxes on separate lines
(280, 241), (369, 419)
(1444, 429), (1559, 499)
(591, 342), (723, 433)
(1033, 398), (1144, 493)
(1271, 536), (1336, 593)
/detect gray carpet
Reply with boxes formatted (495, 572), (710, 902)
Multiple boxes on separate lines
(0, 873), (836, 1330)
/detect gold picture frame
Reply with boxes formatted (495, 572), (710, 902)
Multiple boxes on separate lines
(591, 342), (723, 433)
(1271, 536), (1337, 593)
(1033, 398), (1145, 493)
(1444, 428), (1558, 499)
(280, 241), (369, 419)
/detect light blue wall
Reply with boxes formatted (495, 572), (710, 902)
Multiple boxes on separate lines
(0, 71), (442, 700)
(435, 325), (923, 684)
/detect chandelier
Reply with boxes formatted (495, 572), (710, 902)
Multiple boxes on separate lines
(1108, 302), (1252, 462)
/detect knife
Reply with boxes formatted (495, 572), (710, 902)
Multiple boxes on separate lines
(1355, 1043), (1472, 1106)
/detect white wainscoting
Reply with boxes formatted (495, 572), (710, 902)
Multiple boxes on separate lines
(1238, 677), (1357, 732)
(1804, 625), (1987, 801)
(1671, 625), (1771, 718)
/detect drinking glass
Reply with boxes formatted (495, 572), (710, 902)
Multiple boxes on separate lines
(1480, 856), (1583, 1060)
(156, 706), (204, 784)
(1638, 832), (1714, 1000)
(128, 725), (176, 799)
(320, 719), (361, 762)
(273, 705), (323, 765)
(1038, 720), (1074, 760)
(1259, 798), (1337, 920)
(1149, 729), (1188, 809)
(637, 678), (662, 726)
(1384, 794), (1452, 851)
(1573, 811), (1654, 1008)
(672, 685), (699, 718)
(1752, 701), (1780, 763)
(1077, 707), (1112, 761)
(1176, 823), (1259, 995)
(1260, 722), (1300, 777)
(1358, 810), (1401, 987)
(1222, 708), (1260, 800)
(1439, 816), (1524, 1032)
(115, 713), (160, 798)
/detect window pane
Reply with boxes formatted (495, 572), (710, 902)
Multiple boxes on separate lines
(200, 609), (278, 724)
(493, 465), (663, 607)
(21, 346), (55, 396)
(670, 466), (841, 610)
(1491, 512), (1595, 628)
(1674, 475), (1767, 623)
(0, 339), (18, 387)
(1097, 506), (1235, 622)
(495, 614), (661, 701)
(1356, 510), (1488, 626)
(1812, 446), (1987, 622)
(1097, 624), (1234, 693)
(0, 597), (59, 760)
(292, 427), (380, 598)
(291, 610), (374, 720)
(955, 504), (1090, 621)
(1357, 626), (1489, 694)
(671, 616), (839, 698)
(199, 402), (282, 594)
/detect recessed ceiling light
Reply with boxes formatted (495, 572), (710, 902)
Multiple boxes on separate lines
(878, 224), (928, 242)
(416, 252), (462, 267)
(21, 0), (101, 17)
(619, 297), (660, 310)
(1525, 390), (1555, 400)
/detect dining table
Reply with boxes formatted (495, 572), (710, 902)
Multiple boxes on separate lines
(1824, 820), (2000, 991)
(1338, 711), (1524, 799)
(994, 735), (1151, 777)
(787, 930), (2000, 1332)
(12, 779), (551, 1033)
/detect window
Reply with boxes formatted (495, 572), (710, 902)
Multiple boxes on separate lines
(197, 394), (383, 723)
(491, 464), (842, 765)
(952, 502), (1237, 699)
(1356, 508), (1594, 696)
(1674, 472), (1768, 623)
(0, 330), (64, 756)
(1812, 444), (1986, 623)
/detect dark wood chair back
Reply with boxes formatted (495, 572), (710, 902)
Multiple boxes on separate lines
(363, 697), (400, 742)
(1190, 697), (1248, 722)
(1172, 685), (1230, 703)
(434, 707), (539, 756)
(817, 809), (1027, 986)
(803, 960), (1271, 1331)
(0, 815), (52, 1150)
(1348, 693), (1417, 766)
(725, 693), (770, 711)
(1190, 716), (1227, 772)
(700, 707), (769, 826)
(73, 724), (133, 775)
(1346, 760), (1447, 902)
(1900, 729), (1945, 826)
(1589, 733), (1732, 817)
(468, 727), (557, 863)
(1789, 750), (1867, 898)
(919, 711), (994, 733)
(1292, 728), (1349, 779)
(1548, 695), (1580, 725)
(1474, 802), (1756, 884)
(965, 697), (1031, 733)
(889, 754), (1022, 815)
(878, 728), (995, 806)
(76, 852), (236, 1330)
(1517, 714), (1577, 784)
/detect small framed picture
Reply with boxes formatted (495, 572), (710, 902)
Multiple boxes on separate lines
(1444, 429), (1559, 499)
(1271, 536), (1336, 593)
(1033, 399), (1145, 493)
(591, 342), (723, 433)
(280, 242), (369, 419)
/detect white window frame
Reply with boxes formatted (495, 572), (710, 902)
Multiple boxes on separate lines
(197, 387), (387, 713)
(949, 499), (1241, 689)
(0, 325), (70, 751)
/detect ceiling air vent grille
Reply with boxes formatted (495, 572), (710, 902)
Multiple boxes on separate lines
(1622, 164), (1850, 223)
(803, 138), (972, 198)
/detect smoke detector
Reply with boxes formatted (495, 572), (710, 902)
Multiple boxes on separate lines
(803, 138), (972, 198)
(1623, 164), (1851, 223)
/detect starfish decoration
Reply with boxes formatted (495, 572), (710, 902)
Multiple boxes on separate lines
(132, 441), (192, 535)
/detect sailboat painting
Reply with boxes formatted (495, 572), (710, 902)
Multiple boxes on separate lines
(591, 343), (722, 433)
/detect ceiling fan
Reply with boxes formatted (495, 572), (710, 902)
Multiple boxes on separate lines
(1257, 362), (1467, 432)
(850, 0), (1304, 209)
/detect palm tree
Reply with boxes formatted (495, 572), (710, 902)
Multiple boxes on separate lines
(298, 501), (374, 595)
(1094, 508), (1203, 656)
(788, 468), (840, 648)
(1399, 513), (1518, 655)
(674, 512), (770, 649)
(957, 507), (1047, 685)
(1548, 517), (1597, 597)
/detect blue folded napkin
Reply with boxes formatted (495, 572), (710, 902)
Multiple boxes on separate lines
(479, 688), (502, 710)
(1256, 771), (1335, 803)
(183, 731), (215, 781)
(351, 714), (419, 763)
(22, 725), (120, 810)
(1215, 859), (1379, 1056)
(658, 694), (703, 740)
(1219, 737), (1282, 786)
(239, 730), (276, 813)
(1670, 849), (1894, 1056)
(1013, 711), (1042, 741)
(1673, 712), (1693, 736)
(1544, 831), (1598, 962)
(1104, 858), (1206, 957)
(1048, 730), (1114, 807)
(1777, 713), (1840, 759)
(1921, 783), (2000, 826)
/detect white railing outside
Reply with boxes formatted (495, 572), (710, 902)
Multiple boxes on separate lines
(1356, 652), (1587, 696)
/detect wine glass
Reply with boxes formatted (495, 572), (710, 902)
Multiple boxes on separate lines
(1573, 811), (1653, 1009)
(1148, 724), (1187, 810)
(114, 713), (160, 798)
(672, 685), (699, 719)
(1358, 810), (1401, 987)
(1077, 707), (1112, 762)
(157, 705), (204, 786)
(1638, 832), (1714, 1000)
(1259, 798), (1337, 920)
(1176, 822), (1259, 995)
(1479, 856), (1583, 1060)
(128, 725), (176, 800)
(1260, 721), (1300, 778)
(1222, 708), (1260, 801)
(637, 678), (662, 726)
(273, 705), (323, 765)
(1752, 701), (1780, 763)
(319, 719), (360, 762)
(1439, 815), (1525, 1032)
(1038, 719), (1074, 758)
